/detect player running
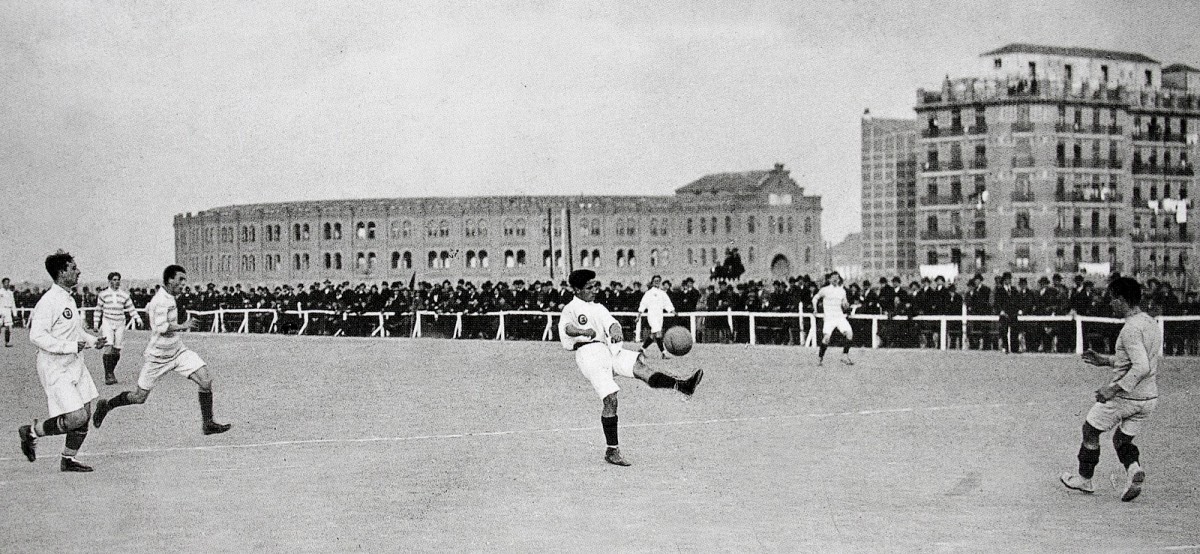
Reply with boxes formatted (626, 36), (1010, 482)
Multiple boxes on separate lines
(636, 275), (676, 358)
(94, 271), (139, 385)
(17, 251), (108, 472)
(811, 271), (854, 366)
(92, 264), (231, 436)
(1060, 277), (1159, 502)
(559, 269), (702, 466)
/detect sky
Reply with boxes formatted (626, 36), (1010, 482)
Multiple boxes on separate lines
(2, 0), (1198, 284)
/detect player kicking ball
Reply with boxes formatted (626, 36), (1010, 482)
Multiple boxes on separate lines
(812, 271), (854, 366)
(559, 269), (703, 467)
(92, 264), (231, 436)
(1060, 277), (1158, 502)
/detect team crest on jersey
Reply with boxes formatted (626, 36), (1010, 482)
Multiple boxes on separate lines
(62, 308), (73, 319)
(577, 314), (588, 325)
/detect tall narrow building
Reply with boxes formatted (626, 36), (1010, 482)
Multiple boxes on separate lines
(861, 111), (918, 276)
(914, 44), (1198, 283)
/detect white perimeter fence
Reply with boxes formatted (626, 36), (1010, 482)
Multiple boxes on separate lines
(12, 307), (1199, 357)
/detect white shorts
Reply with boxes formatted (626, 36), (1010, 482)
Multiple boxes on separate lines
(1, 311), (12, 328)
(99, 320), (126, 349)
(38, 355), (99, 418)
(138, 349), (206, 391)
(822, 316), (852, 338)
(574, 342), (639, 398)
(1086, 397), (1158, 436)
(647, 314), (665, 334)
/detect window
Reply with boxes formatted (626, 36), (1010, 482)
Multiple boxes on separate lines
(725, 216), (732, 234)
(590, 249), (599, 268)
(804, 217), (812, 234)
(466, 250), (477, 268)
(687, 218), (693, 234)
(440, 251), (451, 268)
(994, 58), (1002, 69)
(617, 249), (626, 267)
(517, 250), (527, 267)
(506, 250), (516, 268)
(428, 251), (437, 269)
(748, 216), (756, 234)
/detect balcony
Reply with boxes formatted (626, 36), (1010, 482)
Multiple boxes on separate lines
(1131, 231), (1196, 243)
(916, 77), (1200, 111)
(1011, 121), (1035, 133)
(1132, 163), (1196, 176)
(920, 229), (964, 241)
(946, 126), (965, 136)
(968, 123), (988, 135)
(1011, 155), (1036, 168)
(970, 157), (988, 169)
(921, 194), (965, 206)
(1054, 227), (1124, 238)
(1011, 190), (1036, 202)
(1055, 191), (1123, 203)
(921, 127), (940, 138)
(1132, 131), (1190, 144)
(1011, 227), (1034, 238)
(1106, 125), (1123, 135)
(1054, 261), (1079, 273)
(946, 159), (965, 170)
(1006, 261), (1040, 273)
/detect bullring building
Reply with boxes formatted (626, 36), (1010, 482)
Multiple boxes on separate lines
(174, 164), (824, 285)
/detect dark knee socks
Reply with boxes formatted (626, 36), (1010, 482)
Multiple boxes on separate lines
(645, 372), (676, 389)
(37, 415), (69, 437)
(1114, 431), (1140, 468)
(1077, 445), (1100, 479)
(601, 415), (618, 447)
(103, 352), (120, 374)
(199, 390), (215, 423)
(106, 391), (135, 409)
(63, 428), (87, 456)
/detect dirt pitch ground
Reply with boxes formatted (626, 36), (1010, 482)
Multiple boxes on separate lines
(2, 329), (1198, 553)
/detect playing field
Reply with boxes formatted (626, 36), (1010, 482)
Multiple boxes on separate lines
(2, 331), (1197, 553)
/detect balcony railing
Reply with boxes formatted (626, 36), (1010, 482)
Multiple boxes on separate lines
(920, 229), (964, 241)
(1010, 227), (1034, 238)
(1011, 155), (1036, 168)
(921, 194), (965, 206)
(922, 161), (940, 172)
(970, 157), (987, 169)
(946, 126), (965, 136)
(921, 128), (940, 138)
(1011, 190), (1036, 202)
(946, 160), (964, 170)
(1054, 227), (1124, 238)
(1059, 158), (1123, 170)
(1132, 131), (1190, 143)
(1130, 231), (1196, 243)
(916, 77), (1199, 111)
(1055, 191), (1123, 203)
(1107, 125), (1123, 135)
(968, 123), (988, 135)
(1011, 121), (1035, 133)
(1132, 163), (1196, 176)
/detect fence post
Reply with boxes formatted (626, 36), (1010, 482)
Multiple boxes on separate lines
(543, 314), (554, 341)
(496, 313), (506, 341)
(412, 311), (422, 338)
(748, 314), (756, 345)
(453, 313), (463, 339)
(689, 315), (696, 342)
(238, 311), (249, 334)
(940, 318), (948, 351)
(961, 305), (968, 350)
(1158, 317), (1165, 357)
(634, 317), (642, 343)
(1075, 316), (1084, 355)
(871, 318), (879, 348)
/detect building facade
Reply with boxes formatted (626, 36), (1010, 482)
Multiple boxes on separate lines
(912, 44), (1198, 284)
(861, 112), (918, 276)
(174, 164), (824, 285)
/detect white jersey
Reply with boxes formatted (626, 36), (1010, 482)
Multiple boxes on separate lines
(0, 288), (14, 316)
(637, 287), (675, 332)
(558, 296), (618, 350)
(813, 285), (848, 319)
(30, 284), (98, 355)
(95, 286), (136, 326)
(145, 287), (185, 360)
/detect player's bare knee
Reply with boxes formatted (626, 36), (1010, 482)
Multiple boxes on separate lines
(602, 393), (618, 416)
(131, 388), (150, 404)
(63, 409), (89, 430)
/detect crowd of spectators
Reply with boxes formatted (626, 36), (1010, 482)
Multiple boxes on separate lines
(6, 271), (1198, 354)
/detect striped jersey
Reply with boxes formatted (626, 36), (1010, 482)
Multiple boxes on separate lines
(144, 287), (185, 360)
(95, 287), (136, 325)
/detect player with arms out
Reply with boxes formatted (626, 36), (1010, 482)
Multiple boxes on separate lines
(94, 271), (139, 384)
(17, 251), (108, 472)
(559, 269), (703, 466)
(636, 274), (676, 358)
(811, 271), (854, 366)
(92, 264), (231, 436)
(1060, 277), (1160, 502)
(1, 277), (16, 347)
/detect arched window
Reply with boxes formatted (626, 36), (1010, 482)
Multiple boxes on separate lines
(428, 251), (437, 268)
(356, 252), (367, 269)
(804, 217), (812, 234)
(725, 216), (732, 234)
(767, 216), (774, 234)
(543, 249), (552, 267)
(440, 251), (451, 267)
(324, 223), (332, 240)
(580, 249), (590, 267)
(505, 250), (515, 268)
(776, 217), (784, 234)
(334, 223), (342, 240)
(700, 218), (707, 234)
(592, 249), (600, 268)
(334, 253), (342, 269)
(439, 220), (449, 237)
(687, 248), (694, 265)
(554, 249), (563, 267)
(701, 249), (707, 265)
(392, 251), (401, 269)
(367, 222), (376, 239)
(466, 250), (477, 268)
(616, 249), (626, 267)
(324, 253), (332, 269)
(479, 250), (489, 268)
(748, 216), (756, 234)
(357, 222), (367, 239)
(649, 249), (659, 267)
(517, 250), (527, 267)
(628, 250), (636, 267)
(786, 217), (794, 234)
(403, 251), (412, 269)
(650, 218), (658, 236)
